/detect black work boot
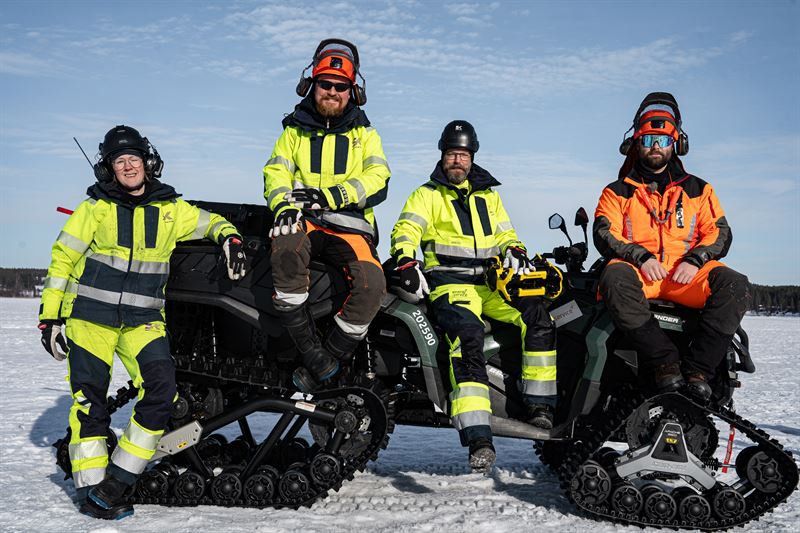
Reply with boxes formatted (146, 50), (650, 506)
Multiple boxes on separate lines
(654, 361), (686, 393)
(323, 325), (361, 361)
(525, 404), (554, 430)
(276, 304), (339, 392)
(81, 476), (134, 520)
(684, 372), (712, 402)
(468, 438), (496, 473)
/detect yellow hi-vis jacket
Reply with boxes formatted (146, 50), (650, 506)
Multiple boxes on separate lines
(263, 96), (390, 240)
(390, 163), (525, 285)
(39, 180), (240, 328)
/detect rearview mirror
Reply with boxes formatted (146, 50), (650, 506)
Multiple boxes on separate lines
(574, 207), (589, 227)
(549, 213), (564, 230)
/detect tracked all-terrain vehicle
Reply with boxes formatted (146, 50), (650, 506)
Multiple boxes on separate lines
(55, 202), (798, 529)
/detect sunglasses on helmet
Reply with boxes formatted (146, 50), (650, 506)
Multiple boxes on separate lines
(317, 80), (351, 93)
(640, 134), (674, 148)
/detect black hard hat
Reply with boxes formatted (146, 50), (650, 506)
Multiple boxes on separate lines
(438, 120), (479, 153)
(100, 125), (148, 161)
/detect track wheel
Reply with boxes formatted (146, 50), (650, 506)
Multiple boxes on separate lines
(713, 488), (746, 520)
(310, 453), (342, 488)
(278, 463), (313, 505)
(610, 484), (643, 515)
(174, 470), (205, 502)
(745, 451), (782, 494)
(570, 461), (612, 505)
(678, 493), (712, 524)
(644, 490), (677, 521)
(243, 467), (277, 506)
(211, 466), (243, 503)
(137, 462), (177, 499)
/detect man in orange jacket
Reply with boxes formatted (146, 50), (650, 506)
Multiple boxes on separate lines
(593, 92), (751, 400)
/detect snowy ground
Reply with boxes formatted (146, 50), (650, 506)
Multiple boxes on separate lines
(1, 297), (798, 532)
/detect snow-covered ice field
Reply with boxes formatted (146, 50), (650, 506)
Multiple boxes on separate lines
(1, 297), (797, 532)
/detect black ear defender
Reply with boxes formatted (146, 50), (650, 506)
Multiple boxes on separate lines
(295, 62), (314, 97)
(94, 137), (164, 182)
(619, 92), (690, 156)
(295, 38), (368, 106)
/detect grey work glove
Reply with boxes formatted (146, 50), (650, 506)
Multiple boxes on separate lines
(395, 258), (430, 303)
(38, 319), (67, 361)
(269, 208), (303, 238)
(502, 246), (534, 275)
(285, 188), (330, 210)
(222, 236), (247, 280)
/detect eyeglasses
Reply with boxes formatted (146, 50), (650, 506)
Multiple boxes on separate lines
(112, 156), (144, 169)
(317, 80), (351, 93)
(444, 151), (471, 161)
(640, 134), (674, 148)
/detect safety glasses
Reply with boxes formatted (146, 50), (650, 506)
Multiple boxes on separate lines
(640, 134), (674, 148)
(317, 80), (351, 93)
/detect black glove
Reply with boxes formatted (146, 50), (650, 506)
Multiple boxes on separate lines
(285, 188), (331, 210)
(38, 319), (67, 361)
(223, 236), (247, 280)
(395, 257), (430, 303)
(269, 208), (303, 238)
(503, 246), (534, 274)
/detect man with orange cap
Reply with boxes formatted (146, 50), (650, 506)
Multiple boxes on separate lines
(263, 39), (390, 392)
(594, 92), (750, 401)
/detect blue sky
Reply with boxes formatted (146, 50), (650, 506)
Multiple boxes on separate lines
(1, 0), (798, 284)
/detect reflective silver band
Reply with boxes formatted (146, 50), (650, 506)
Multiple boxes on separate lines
(495, 221), (513, 233)
(274, 289), (309, 306)
(208, 220), (229, 241)
(398, 212), (428, 233)
(334, 314), (369, 339)
(72, 283), (119, 305)
(86, 251), (169, 275)
(190, 209), (212, 240)
(266, 156), (297, 174)
(122, 420), (162, 451)
(426, 243), (499, 259)
(452, 410), (491, 430)
(110, 447), (150, 476)
(363, 155), (390, 170)
(427, 265), (486, 275)
(57, 231), (90, 255)
(267, 186), (291, 207)
(523, 353), (557, 368)
(73, 467), (106, 489)
(69, 439), (108, 462)
(393, 235), (414, 244)
(449, 385), (490, 402)
(520, 380), (557, 396)
(44, 276), (69, 291)
(683, 214), (697, 255)
(120, 292), (164, 309)
(318, 212), (375, 237)
(345, 178), (367, 208)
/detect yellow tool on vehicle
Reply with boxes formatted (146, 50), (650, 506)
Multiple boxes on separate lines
(485, 254), (563, 302)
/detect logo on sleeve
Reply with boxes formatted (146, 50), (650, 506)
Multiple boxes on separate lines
(162, 211), (174, 223)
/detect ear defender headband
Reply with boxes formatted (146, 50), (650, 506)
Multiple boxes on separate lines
(619, 92), (689, 156)
(295, 38), (368, 106)
(93, 137), (164, 183)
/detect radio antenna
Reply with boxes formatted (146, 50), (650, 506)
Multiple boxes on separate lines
(73, 137), (95, 169)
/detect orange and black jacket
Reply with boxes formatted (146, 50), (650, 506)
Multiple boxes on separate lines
(593, 159), (732, 269)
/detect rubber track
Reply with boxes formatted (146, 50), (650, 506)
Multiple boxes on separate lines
(554, 390), (799, 531)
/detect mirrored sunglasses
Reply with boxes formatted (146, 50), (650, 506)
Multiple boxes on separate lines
(641, 134), (674, 148)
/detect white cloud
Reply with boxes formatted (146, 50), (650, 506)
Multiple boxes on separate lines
(0, 51), (59, 77)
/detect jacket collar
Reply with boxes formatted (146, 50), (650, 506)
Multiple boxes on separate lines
(429, 161), (501, 192)
(282, 94), (370, 134)
(87, 178), (180, 206)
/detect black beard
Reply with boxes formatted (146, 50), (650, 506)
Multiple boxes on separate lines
(642, 151), (669, 170)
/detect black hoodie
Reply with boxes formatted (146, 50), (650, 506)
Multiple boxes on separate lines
(282, 94), (370, 134)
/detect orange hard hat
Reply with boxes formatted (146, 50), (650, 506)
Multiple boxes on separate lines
(312, 47), (356, 83)
(634, 109), (679, 140)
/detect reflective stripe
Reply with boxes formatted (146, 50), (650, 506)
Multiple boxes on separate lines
(427, 243), (499, 259)
(495, 221), (513, 233)
(121, 419), (161, 451)
(345, 178), (367, 207)
(267, 156), (297, 174)
(317, 211), (375, 237)
(274, 289), (309, 306)
(334, 314), (369, 339)
(57, 231), (90, 255)
(131, 260), (169, 275)
(44, 276), (68, 291)
(72, 283), (119, 305)
(85, 250), (128, 271)
(69, 439), (108, 462)
(73, 467), (106, 489)
(86, 251), (168, 275)
(208, 220), (229, 240)
(520, 380), (557, 396)
(683, 214), (697, 255)
(190, 209), (212, 240)
(523, 352), (557, 368)
(452, 410), (491, 430)
(624, 215), (634, 241)
(267, 186), (291, 206)
(120, 292), (164, 309)
(427, 265), (486, 275)
(450, 385), (490, 402)
(393, 235), (413, 244)
(363, 155), (390, 169)
(110, 447), (150, 476)
(398, 212), (428, 233)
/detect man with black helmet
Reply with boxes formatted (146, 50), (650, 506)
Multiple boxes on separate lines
(38, 125), (246, 519)
(263, 39), (390, 393)
(390, 120), (557, 472)
(594, 93), (751, 401)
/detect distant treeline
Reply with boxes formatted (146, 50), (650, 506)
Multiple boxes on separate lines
(0, 268), (798, 313)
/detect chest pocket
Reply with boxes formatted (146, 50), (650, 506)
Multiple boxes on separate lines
(309, 135), (349, 175)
